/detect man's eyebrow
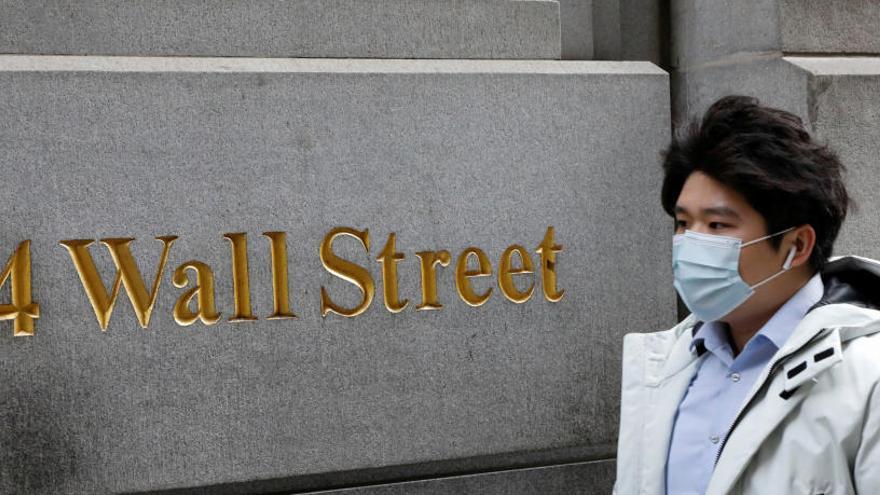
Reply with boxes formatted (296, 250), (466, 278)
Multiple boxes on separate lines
(673, 205), (742, 219)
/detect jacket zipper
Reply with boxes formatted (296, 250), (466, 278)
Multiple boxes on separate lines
(712, 328), (830, 467)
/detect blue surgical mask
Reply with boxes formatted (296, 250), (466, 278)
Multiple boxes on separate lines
(672, 227), (797, 322)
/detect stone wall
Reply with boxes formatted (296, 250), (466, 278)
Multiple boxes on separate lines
(0, 2), (675, 493)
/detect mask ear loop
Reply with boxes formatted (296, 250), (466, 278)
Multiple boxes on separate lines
(741, 226), (796, 247)
(750, 245), (798, 290)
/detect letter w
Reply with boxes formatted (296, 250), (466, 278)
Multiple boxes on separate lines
(60, 237), (177, 330)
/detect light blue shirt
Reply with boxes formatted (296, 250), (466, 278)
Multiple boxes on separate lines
(665, 272), (825, 494)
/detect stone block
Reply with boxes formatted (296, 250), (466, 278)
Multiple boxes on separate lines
(670, 0), (780, 69)
(561, 0), (594, 60)
(671, 0), (880, 70)
(670, 56), (809, 128)
(780, 0), (880, 55)
(0, 55), (672, 493)
(0, 0), (561, 59)
(591, 0), (664, 64)
(785, 57), (880, 261)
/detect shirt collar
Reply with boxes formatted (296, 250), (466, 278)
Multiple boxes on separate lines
(689, 272), (825, 354)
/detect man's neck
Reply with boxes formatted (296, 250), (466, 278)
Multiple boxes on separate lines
(725, 271), (815, 356)
(727, 310), (777, 357)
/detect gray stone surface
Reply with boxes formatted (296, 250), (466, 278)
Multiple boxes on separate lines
(0, 0), (561, 59)
(307, 459), (616, 494)
(618, 0), (665, 64)
(591, 0), (621, 60)
(591, 0), (664, 64)
(0, 55), (672, 493)
(670, 55), (810, 129)
(560, 0), (594, 60)
(780, 0), (880, 55)
(670, 0), (780, 70)
(670, 0), (880, 70)
(785, 57), (880, 261)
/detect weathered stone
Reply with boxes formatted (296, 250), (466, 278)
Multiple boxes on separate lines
(560, 0), (594, 60)
(670, 56), (809, 127)
(0, 55), (672, 493)
(780, 0), (880, 55)
(0, 0), (561, 59)
(671, 0), (880, 71)
(591, 0), (665, 64)
(785, 57), (880, 261)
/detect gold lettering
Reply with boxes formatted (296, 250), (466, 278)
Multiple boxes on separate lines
(498, 244), (534, 303)
(415, 250), (451, 310)
(536, 226), (564, 302)
(455, 247), (492, 307)
(172, 261), (220, 326)
(320, 227), (374, 317)
(60, 236), (177, 330)
(0, 240), (40, 336)
(376, 233), (408, 313)
(223, 233), (257, 322)
(263, 232), (297, 319)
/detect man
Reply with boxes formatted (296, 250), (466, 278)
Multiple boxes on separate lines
(613, 95), (880, 494)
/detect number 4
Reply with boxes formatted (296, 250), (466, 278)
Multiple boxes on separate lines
(0, 240), (40, 336)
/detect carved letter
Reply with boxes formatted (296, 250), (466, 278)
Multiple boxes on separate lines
(320, 227), (374, 317)
(223, 233), (257, 322)
(376, 232), (408, 313)
(263, 232), (297, 319)
(60, 236), (177, 330)
(415, 250), (451, 310)
(455, 247), (492, 307)
(0, 240), (40, 336)
(172, 261), (221, 326)
(536, 226), (564, 302)
(498, 244), (534, 304)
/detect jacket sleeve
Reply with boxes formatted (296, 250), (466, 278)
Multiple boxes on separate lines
(854, 379), (880, 493)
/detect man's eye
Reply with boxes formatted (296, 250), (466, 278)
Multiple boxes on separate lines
(675, 220), (687, 230)
(709, 222), (728, 229)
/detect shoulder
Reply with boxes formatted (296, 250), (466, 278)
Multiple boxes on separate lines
(816, 303), (880, 392)
(841, 326), (880, 376)
(622, 314), (698, 354)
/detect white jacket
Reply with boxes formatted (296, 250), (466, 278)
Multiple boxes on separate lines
(613, 255), (880, 494)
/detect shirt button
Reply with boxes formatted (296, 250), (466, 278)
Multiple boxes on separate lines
(730, 373), (741, 382)
(710, 435), (720, 444)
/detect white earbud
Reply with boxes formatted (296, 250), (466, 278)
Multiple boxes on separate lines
(783, 245), (797, 270)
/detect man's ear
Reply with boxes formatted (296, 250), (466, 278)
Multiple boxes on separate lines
(786, 224), (816, 269)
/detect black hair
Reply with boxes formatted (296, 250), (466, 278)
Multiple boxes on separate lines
(660, 95), (851, 272)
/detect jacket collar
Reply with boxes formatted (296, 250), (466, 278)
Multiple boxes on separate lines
(811, 255), (880, 311)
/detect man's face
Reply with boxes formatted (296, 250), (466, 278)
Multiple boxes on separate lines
(673, 171), (791, 321)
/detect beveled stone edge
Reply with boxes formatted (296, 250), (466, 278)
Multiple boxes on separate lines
(783, 56), (880, 76)
(0, 55), (668, 76)
(119, 444), (617, 494)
